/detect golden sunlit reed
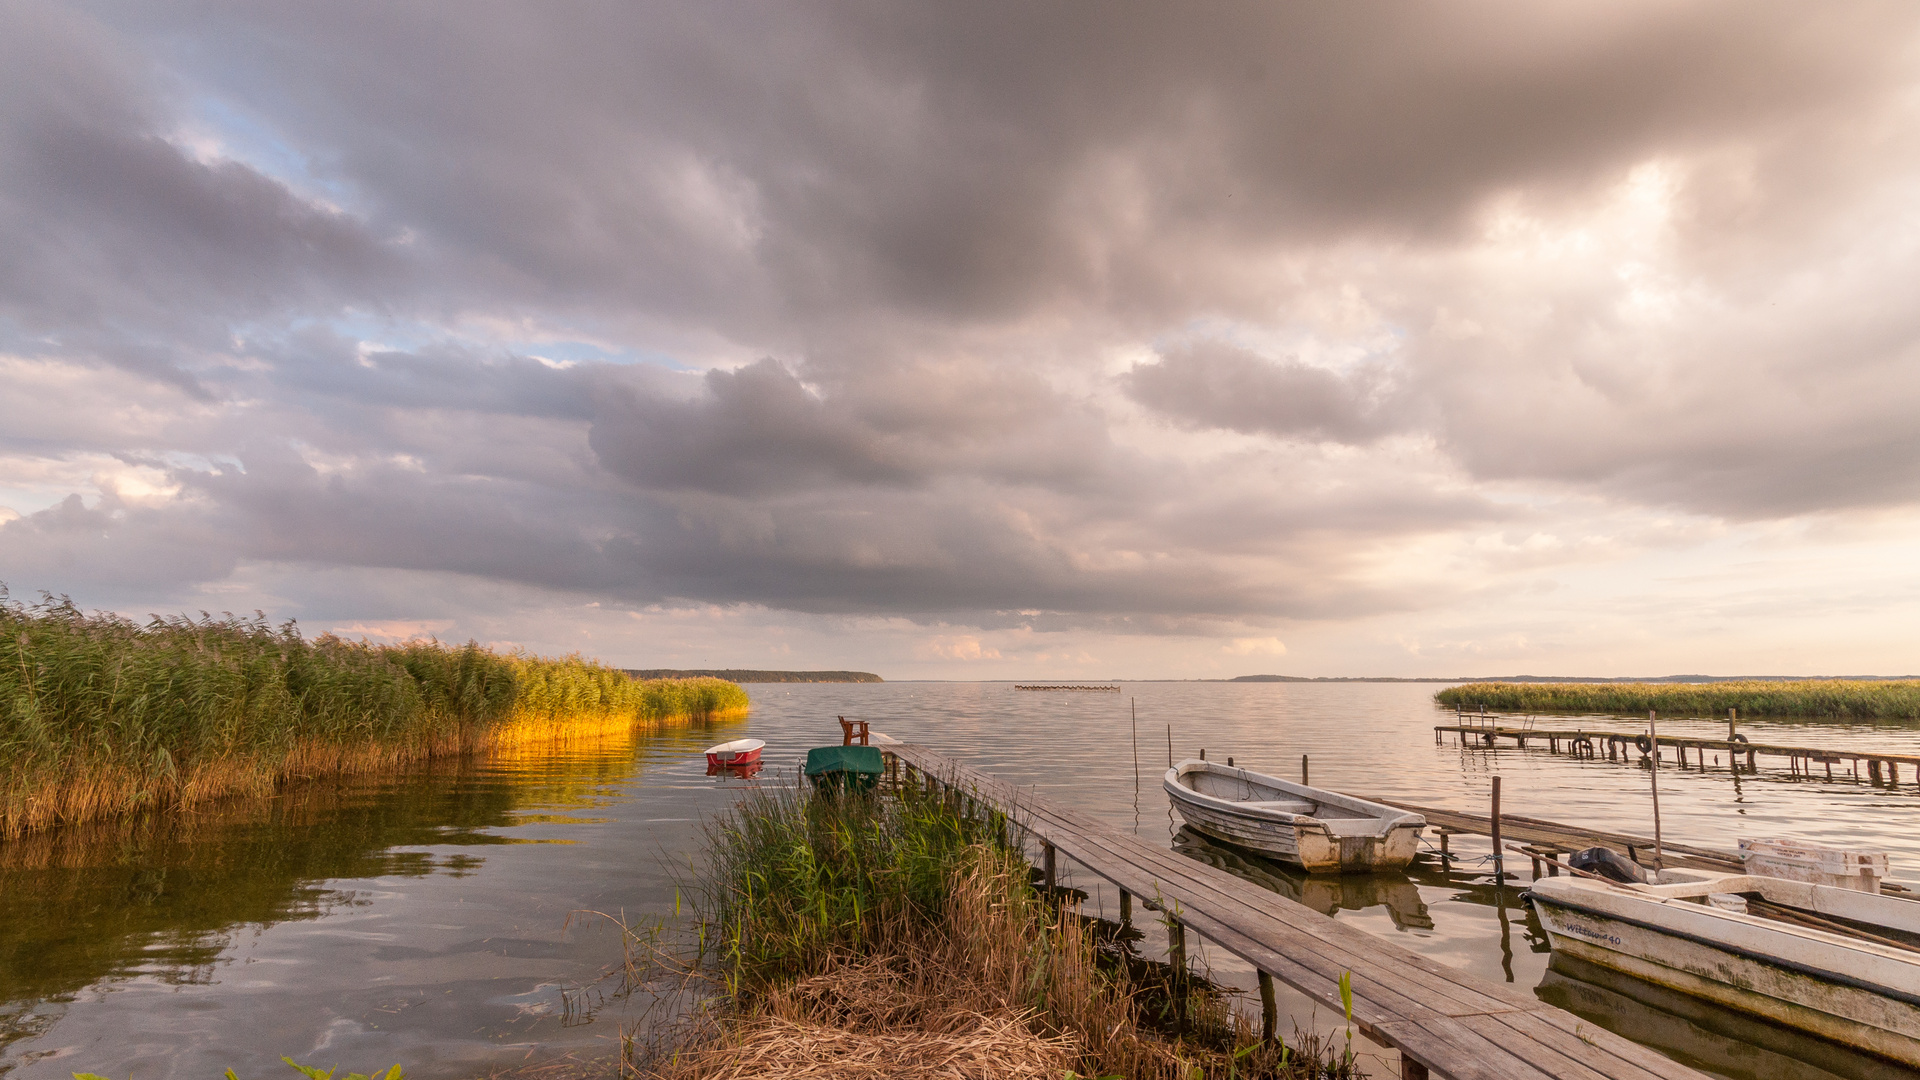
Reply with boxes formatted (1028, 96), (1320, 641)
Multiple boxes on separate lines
(0, 593), (749, 838)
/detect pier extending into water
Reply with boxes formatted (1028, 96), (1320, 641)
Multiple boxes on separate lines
(883, 738), (1706, 1080)
(1436, 717), (1920, 785)
(1013, 683), (1123, 691)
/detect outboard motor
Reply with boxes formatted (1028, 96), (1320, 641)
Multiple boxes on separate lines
(1569, 846), (1647, 884)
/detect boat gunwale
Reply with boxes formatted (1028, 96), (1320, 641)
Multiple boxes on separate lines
(1162, 760), (1425, 838)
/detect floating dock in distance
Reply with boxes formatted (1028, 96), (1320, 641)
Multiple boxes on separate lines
(1013, 683), (1122, 691)
(1435, 720), (1920, 785)
(883, 737), (1712, 1080)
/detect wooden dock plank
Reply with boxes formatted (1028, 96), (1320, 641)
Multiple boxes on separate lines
(883, 740), (1713, 1080)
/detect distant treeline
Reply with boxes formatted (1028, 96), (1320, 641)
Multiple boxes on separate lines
(622, 668), (883, 683)
(1, 594), (749, 837)
(1436, 680), (1920, 719)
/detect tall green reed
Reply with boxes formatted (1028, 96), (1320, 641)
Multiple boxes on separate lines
(696, 781), (1014, 987)
(0, 590), (749, 837)
(1435, 679), (1920, 719)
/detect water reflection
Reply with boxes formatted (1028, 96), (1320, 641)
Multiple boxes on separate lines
(1171, 828), (1434, 931)
(8, 682), (1920, 1080)
(0, 716), (751, 1078)
(1538, 953), (1912, 1080)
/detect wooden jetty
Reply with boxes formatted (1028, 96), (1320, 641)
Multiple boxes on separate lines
(884, 738), (1709, 1080)
(1436, 718), (1920, 785)
(1370, 797), (1743, 877)
(1014, 683), (1123, 692)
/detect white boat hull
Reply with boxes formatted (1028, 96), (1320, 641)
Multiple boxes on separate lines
(1528, 874), (1920, 1066)
(1163, 760), (1424, 873)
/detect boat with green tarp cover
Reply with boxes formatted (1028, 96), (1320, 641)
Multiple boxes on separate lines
(804, 745), (884, 793)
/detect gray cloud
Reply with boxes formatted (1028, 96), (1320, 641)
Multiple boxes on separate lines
(6, 0), (1920, 650)
(1126, 344), (1405, 444)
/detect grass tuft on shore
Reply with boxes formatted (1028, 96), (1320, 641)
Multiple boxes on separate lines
(0, 591), (749, 838)
(641, 781), (1363, 1079)
(1435, 680), (1920, 720)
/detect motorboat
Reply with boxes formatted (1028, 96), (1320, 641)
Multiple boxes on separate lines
(1162, 759), (1425, 873)
(704, 738), (765, 768)
(1527, 852), (1920, 1066)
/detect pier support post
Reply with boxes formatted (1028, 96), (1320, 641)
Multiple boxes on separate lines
(1043, 842), (1057, 890)
(1258, 971), (1277, 1043)
(1119, 890), (1132, 926)
(1301, 755), (1310, 786)
(1490, 776), (1504, 879)
(1872, 759), (1884, 785)
(1437, 830), (1450, 860)
(1402, 1055), (1431, 1079)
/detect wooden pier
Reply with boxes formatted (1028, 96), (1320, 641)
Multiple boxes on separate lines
(883, 739), (1707, 1080)
(1436, 721), (1920, 784)
(1013, 683), (1123, 692)
(1369, 797), (1743, 877)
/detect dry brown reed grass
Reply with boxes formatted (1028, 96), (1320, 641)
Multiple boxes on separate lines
(647, 831), (1361, 1080)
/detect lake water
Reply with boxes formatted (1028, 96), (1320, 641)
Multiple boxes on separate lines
(4, 682), (1919, 1080)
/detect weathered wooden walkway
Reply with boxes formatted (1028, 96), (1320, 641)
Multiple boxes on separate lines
(1366, 796), (1744, 876)
(1436, 720), (1920, 784)
(884, 739), (1708, 1080)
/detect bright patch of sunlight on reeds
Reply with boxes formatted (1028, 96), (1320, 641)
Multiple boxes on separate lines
(0, 590), (749, 837)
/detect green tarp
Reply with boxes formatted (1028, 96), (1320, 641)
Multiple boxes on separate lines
(804, 745), (885, 776)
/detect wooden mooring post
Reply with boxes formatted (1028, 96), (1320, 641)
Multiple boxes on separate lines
(1489, 775), (1504, 879)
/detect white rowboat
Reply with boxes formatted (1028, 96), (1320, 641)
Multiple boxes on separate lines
(1528, 867), (1920, 1066)
(1162, 759), (1425, 873)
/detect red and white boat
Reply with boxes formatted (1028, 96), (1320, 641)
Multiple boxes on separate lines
(704, 738), (765, 768)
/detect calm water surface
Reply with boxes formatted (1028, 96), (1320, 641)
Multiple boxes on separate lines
(4, 683), (1919, 1080)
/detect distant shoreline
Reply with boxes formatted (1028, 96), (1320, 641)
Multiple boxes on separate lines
(622, 668), (883, 683)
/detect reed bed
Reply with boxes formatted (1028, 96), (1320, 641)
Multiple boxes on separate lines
(1435, 680), (1920, 720)
(636, 783), (1363, 1079)
(0, 592), (748, 838)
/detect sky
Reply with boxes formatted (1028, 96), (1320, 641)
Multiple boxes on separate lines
(4, 1), (1920, 679)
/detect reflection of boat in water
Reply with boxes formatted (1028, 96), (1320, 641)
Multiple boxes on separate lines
(1173, 827), (1435, 931)
(1539, 952), (1914, 1080)
(705, 759), (764, 779)
(1527, 864), (1920, 1068)
(1164, 759), (1424, 873)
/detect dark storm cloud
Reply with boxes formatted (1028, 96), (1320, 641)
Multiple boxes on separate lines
(7, 0), (1920, 633)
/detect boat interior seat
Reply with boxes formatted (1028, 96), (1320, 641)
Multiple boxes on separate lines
(1321, 818), (1386, 836)
(1242, 800), (1316, 816)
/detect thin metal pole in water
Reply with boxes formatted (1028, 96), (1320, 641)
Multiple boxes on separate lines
(1167, 724), (1173, 768)
(1131, 698), (1140, 794)
(1648, 709), (1665, 870)
(1490, 775), (1503, 879)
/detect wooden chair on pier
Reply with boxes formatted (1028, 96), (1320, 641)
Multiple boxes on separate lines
(838, 716), (871, 746)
